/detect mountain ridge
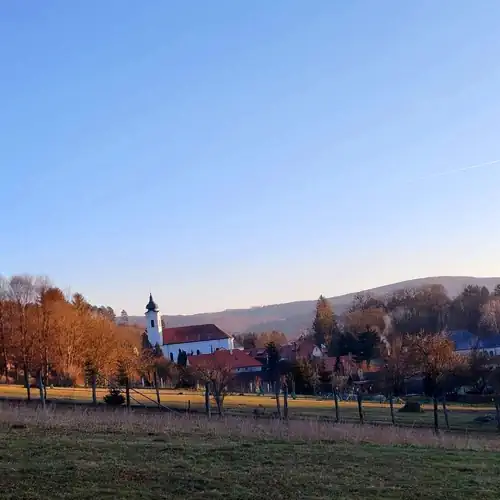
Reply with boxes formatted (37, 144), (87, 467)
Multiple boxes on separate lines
(127, 276), (500, 337)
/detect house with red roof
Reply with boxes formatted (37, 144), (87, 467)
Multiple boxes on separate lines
(187, 349), (263, 374)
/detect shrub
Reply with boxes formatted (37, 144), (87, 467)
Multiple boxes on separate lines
(398, 401), (424, 413)
(103, 388), (125, 406)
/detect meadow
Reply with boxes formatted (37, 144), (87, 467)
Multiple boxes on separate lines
(0, 403), (500, 499)
(0, 385), (497, 432)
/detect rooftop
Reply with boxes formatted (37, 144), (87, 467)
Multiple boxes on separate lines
(451, 330), (500, 351)
(162, 324), (231, 345)
(187, 350), (262, 370)
(145, 293), (159, 312)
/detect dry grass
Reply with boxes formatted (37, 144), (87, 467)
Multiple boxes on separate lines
(0, 384), (496, 434)
(1, 404), (500, 499)
(0, 402), (498, 450)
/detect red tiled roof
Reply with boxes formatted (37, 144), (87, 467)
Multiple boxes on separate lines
(187, 350), (262, 371)
(162, 324), (231, 345)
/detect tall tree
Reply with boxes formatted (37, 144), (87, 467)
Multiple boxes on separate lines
(450, 285), (490, 335)
(388, 285), (450, 334)
(380, 331), (412, 424)
(479, 297), (500, 335)
(488, 367), (500, 431)
(494, 284), (500, 297)
(353, 328), (379, 366)
(8, 275), (40, 401)
(265, 341), (282, 417)
(119, 310), (129, 326)
(407, 331), (460, 433)
(312, 295), (335, 347)
(0, 277), (15, 381)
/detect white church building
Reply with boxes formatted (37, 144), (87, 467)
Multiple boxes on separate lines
(144, 294), (238, 361)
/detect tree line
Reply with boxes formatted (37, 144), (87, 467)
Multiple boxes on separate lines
(258, 283), (500, 431)
(0, 274), (172, 403)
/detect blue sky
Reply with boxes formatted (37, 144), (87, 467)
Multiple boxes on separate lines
(2, 1), (500, 315)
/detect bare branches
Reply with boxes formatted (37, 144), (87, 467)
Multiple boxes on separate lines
(193, 357), (234, 415)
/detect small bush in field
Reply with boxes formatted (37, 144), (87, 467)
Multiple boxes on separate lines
(104, 388), (125, 406)
(399, 401), (424, 413)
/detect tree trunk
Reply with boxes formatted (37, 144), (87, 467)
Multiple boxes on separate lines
(23, 363), (31, 402)
(37, 370), (46, 409)
(432, 396), (439, 434)
(125, 377), (131, 408)
(153, 370), (161, 408)
(442, 397), (450, 430)
(43, 348), (49, 400)
(205, 382), (211, 418)
(214, 393), (223, 416)
(91, 372), (97, 405)
(495, 397), (500, 432)
(389, 394), (396, 425)
(274, 380), (281, 419)
(2, 348), (8, 382)
(357, 391), (364, 424)
(283, 381), (289, 420)
(333, 387), (340, 423)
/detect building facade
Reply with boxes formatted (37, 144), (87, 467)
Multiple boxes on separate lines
(143, 294), (237, 360)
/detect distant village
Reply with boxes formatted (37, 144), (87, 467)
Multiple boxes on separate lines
(141, 286), (500, 396)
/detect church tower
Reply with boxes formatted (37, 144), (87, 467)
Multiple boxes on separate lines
(145, 293), (163, 348)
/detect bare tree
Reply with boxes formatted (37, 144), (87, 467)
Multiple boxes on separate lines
(380, 330), (412, 425)
(0, 277), (15, 382)
(408, 331), (460, 433)
(7, 275), (40, 401)
(194, 358), (234, 416)
(488, 367), (500, 431)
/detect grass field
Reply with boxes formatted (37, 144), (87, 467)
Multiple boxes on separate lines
(0, 385), (497, 432)
(0, 404), (500, 499)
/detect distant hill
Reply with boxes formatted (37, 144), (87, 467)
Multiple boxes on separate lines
(127, 276), (500, 338)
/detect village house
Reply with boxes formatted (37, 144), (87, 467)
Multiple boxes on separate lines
(451, 330), (500, 357)
(187, 349), (263, 374)
(187, 348), (263, 393)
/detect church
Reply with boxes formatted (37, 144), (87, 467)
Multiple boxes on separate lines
(144, 294), (240, 361)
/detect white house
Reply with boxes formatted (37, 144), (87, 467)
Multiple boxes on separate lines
(144, 294), (238, 361)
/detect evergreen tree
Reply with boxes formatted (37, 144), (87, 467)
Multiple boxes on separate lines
(176, 349), (188, 367)
(119, 309), (129, 325)
(312, 295), (336, 347)
(353, 328), (379, 366)
(153, 342), (163, 358)
(265, 341), (282, 417)
(265, 341), (280, 378)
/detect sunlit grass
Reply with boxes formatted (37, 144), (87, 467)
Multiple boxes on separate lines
(0, 385), (496, 432)
(0, 404), (500, 499)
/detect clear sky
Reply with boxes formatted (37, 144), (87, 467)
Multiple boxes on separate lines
(2, 1), (500, 315)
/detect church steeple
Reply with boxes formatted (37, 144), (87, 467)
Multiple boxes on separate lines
(146, 293), (159, 312)
(145, 293), (163, 347)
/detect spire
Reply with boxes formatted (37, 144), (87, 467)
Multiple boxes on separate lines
(145, 293), (159, 312)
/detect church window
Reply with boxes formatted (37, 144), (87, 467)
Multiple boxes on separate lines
(151, 320), (155, 328)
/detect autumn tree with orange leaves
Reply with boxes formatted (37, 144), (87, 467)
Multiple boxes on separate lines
(0, 274), (145, 402)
